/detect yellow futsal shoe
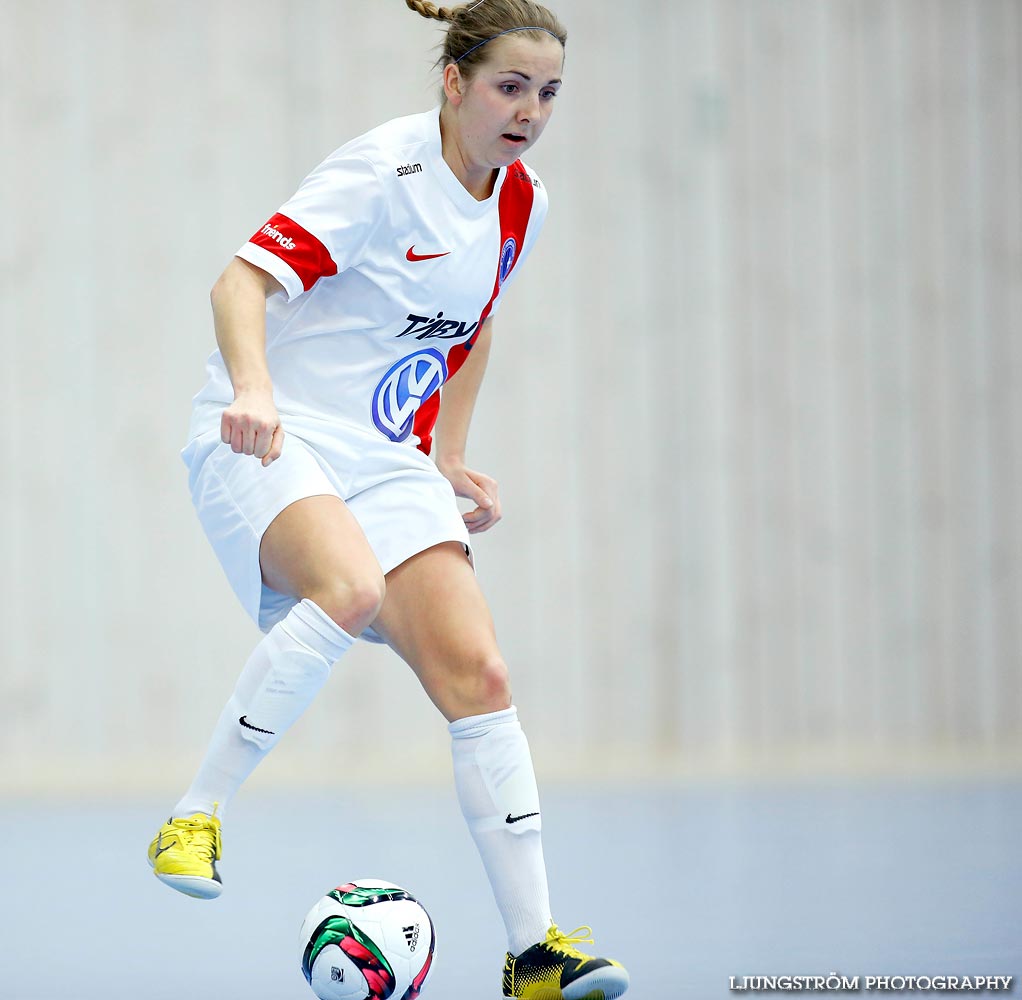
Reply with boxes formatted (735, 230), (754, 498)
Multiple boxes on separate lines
(146, 806), (223, 899)
(502, 924), (630, 999)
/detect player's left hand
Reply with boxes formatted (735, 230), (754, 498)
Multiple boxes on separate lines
(438, 461), (502, 534)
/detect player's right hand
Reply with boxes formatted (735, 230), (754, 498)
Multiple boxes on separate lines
(220, 389), (284, 467)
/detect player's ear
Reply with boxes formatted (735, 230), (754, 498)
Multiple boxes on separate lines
(443, 62), (466, 105)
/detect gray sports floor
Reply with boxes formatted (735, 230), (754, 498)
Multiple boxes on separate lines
(2, 779), (1019, 999)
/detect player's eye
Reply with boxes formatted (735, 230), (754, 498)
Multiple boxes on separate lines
(501, 83), (519, 95)
(541, 89), (558, 100)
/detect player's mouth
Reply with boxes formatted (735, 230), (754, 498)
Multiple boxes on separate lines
(501, 132), (528, 146)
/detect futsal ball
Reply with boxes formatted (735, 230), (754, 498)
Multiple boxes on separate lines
(300, 879), (436, 1000)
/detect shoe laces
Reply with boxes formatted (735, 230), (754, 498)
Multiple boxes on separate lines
(170, 802), (222, 861)
(543, 924), (595, 960)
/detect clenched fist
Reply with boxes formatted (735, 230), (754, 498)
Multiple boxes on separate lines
(220, 389), (284, 467)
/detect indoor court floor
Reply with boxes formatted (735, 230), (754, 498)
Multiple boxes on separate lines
(2, 778), (1019, 998)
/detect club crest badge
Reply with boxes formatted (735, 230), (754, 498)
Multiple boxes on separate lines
(499, 237), (517, 285)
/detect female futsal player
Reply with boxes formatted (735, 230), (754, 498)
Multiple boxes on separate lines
(147, 2), (628, 997)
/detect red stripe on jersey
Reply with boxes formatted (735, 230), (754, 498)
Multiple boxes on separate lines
(248, 212), (338, 292)
(413, 163), (536, 455)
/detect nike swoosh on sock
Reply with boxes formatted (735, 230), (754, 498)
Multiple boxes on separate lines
(239, 715), (275, 735)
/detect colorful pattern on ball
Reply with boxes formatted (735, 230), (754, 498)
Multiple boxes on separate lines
(330, 884), (415, 908)
(300, 880), (436, 1000)
(302, 915), (396, 999)
(399, 910), (436, 1000)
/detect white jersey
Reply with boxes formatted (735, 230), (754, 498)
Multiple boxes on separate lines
(191, 107), (548, 454)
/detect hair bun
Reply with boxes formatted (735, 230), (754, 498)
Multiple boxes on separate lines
(404, 0), (457, 22)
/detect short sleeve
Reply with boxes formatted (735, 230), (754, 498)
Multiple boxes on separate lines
(236, 152), (385, 302)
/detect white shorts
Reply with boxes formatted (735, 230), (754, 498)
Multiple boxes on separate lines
(181, 413), (472, 643)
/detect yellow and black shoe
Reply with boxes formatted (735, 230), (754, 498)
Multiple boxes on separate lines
(146, 805), (223, 899)
(502, 924), (629, 999)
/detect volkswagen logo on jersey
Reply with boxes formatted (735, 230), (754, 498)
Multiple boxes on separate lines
(499, 237), (517, 285)
(372, 349), (448, 443)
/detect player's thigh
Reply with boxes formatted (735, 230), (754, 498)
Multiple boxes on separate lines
(259, 494), (386, 628)
(372, 541), (511, 721)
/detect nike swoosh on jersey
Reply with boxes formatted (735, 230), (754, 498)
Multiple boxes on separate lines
(406, 245), (452, 262)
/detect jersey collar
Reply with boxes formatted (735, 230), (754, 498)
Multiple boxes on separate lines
(428, 106), (508, 217)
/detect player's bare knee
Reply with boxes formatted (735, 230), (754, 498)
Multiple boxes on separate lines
(306, 574), (386, 636)
(466, 652), (512, 713)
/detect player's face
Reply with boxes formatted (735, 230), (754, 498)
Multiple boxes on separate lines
(459, 34), (564, 167)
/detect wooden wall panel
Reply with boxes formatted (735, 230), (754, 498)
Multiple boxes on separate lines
(1, 0), (1018, 791)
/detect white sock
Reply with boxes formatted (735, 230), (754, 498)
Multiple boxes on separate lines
(450, 706), (552, 956)
(173, 599), (354, 820)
